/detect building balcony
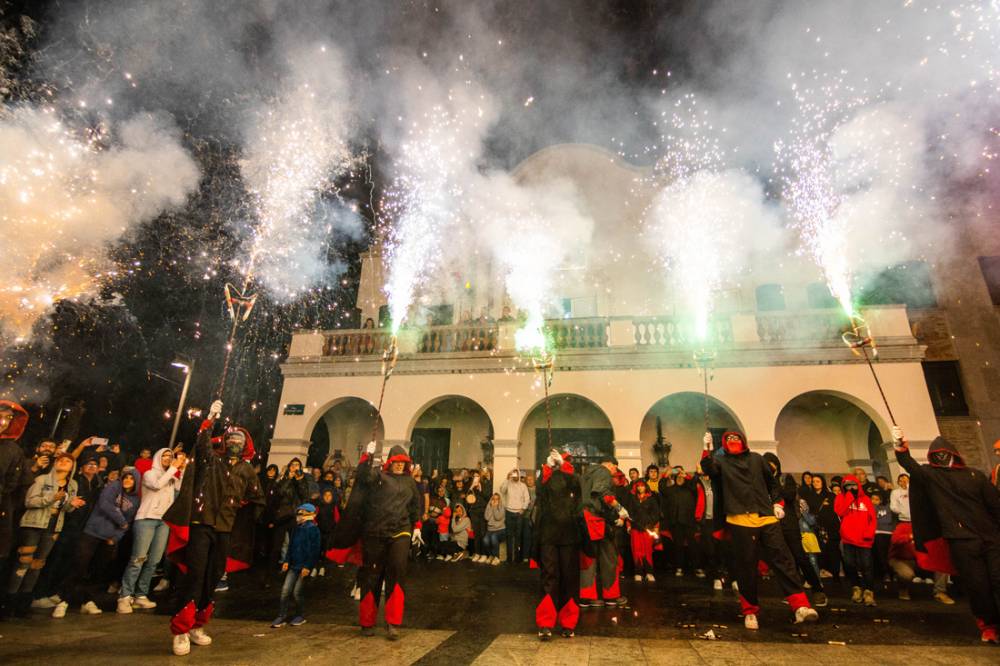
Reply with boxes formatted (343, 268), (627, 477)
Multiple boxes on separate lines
(284, 305), (923, 377)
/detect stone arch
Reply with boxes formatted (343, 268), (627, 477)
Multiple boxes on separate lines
(307, 397), (385, 466)
(517, 394), (615, 469)
(407, 395), (495, 471)
(638, 392), (744, 470)
(774, 390), (890, 476)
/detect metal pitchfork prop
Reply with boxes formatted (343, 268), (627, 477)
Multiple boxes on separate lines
(215, 281), (259, 401)
(693, 349), (717, 434)
(841, 314), (897, 427)
(532, 347), (556, 452)
(371, 335), (399, 445)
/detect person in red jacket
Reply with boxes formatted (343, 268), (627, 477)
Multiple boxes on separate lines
(834, 474), (877, 606)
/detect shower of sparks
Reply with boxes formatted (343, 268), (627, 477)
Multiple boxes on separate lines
(239, 45), (352, 302)
(383, 103), (483, 334)
(645, 94), (753, 341)
(0, 107), (197, 341)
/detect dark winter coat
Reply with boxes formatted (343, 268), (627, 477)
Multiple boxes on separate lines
(700, 437), (779, 519)
(273, 464), (310, 522)
(896, 439), (1000, 543)
(358, 445), (422, 539)
(536, 462), (581, 546)
(630, 489), (661, 532)
(662, 478), (698, 528)
(0, 401), (28, 554)
(83, 467), (140, 542)
(283, 519), (322, 572)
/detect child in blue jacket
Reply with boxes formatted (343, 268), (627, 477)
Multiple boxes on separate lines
(271, 503), (321, 628)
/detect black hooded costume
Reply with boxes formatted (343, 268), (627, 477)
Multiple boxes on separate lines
(0, 401), (28, 559)
(339, 444), (422, 631)
(163, 417), (263, 637)
(896, 436), (1000, 637)
(535, 453), (582, 634)
(701, 432), (813, 620)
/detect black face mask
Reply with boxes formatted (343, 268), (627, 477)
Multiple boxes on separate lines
(928, 450), (954, 468)
(225, 437), (244, 458)
(844, 483), (858, 495)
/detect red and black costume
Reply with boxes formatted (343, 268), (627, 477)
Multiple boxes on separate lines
(0, 401), (28, 564)
(163, 417), (263, 637)
(535, 452), (582, 634)
(628, 480), (661, 577)
(700, 432), (812, 620)
(579, 460), (625, 605)
(896, 436), (1000, 643)
(336, 445), (421, 631)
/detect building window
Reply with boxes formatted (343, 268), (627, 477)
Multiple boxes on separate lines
(806, 283), (839, 309)
(755, 284), (786, 311)
(857, 261), (937, 309)
(978, 256), (1000, 305)
(377, 305), (391, 328)
(922, 361), (970, 417)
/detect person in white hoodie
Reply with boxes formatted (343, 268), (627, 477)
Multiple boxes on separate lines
(117, 447), (186, 613)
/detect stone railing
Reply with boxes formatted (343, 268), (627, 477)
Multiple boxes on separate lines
(755, 310), (852, 344)
(419, 323), (498, 353)
(633, 316), (734, 348)
(322, 329), (394, 356)
(548, 317), (609, 349)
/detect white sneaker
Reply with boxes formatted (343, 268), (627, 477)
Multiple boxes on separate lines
(474, 555), (484, 563)
(646, 573), (656, 583)
(694, 569), (706, 579)
(731, 581), (740, 593)
(634, 574), (642, 582)
(52, 601), (68, 618)
(803, 581), (812, 589)
(107, 581), (121, 595)
(795, 606), (819, 624)
(352, 586), (361, 601)
(153, 578), (170, 593)
(31, 596), (59, 609)
(133, 596), (157, 609)
(117, 596), (134, 614)
(491, 557), (501, 566)
(744, 614), (759, 630)
(173, 633), (191, 656)
(318, 567), (326, 577)
(310, 568), (317, 578)
(189, 627), (212, 646)
(81, 601), (103, 615)
(713, 579), (723, 591)
(675, 568), (683, 577)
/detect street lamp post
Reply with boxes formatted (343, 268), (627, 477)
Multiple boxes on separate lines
(168, 358), (194, 450)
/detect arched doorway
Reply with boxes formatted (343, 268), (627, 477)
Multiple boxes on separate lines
(639, 392), (743, 470)
(774, 391), (888, 476)
(517, 394), (614, 470)
(408, 396), (494, 475)
(311, 397), (385, 468)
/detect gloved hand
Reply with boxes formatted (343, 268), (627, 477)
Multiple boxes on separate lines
(365, 441), (377, 456)
(208, 400), (223, 420)
(546, 449), (561, 469)
(703, 432), (713, 449)
(411, 528), (424, 547)
(618, 506), (630, 522)
(773, 503), (785, 520)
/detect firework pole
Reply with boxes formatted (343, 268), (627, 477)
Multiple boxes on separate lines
(842, 314), (897, 426)
(371, 335), (399, 444)
(532, 346), (555, 452)
(693, 349), (717, 433)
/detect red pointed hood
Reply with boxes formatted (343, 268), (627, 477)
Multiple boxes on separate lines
(722, 431), (748, 455)
(212, 426), (255, 461)
(0, 400), (28, 440)
(382, 444), (412, 473)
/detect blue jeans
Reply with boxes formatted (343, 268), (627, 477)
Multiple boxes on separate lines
(278, 569), (305, 618)
(484, 529), (505, 557)
(120, 519), (169, 598)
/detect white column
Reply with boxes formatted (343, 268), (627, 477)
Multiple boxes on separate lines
(268, 438), (310, 469)
(492, 439), (521, 478)
(614, 440), (643, 476)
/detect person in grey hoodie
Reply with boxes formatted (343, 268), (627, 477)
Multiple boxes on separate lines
(483, 493), (506, 564)
(441, 503), (471, 562)
(118, 447), (186, 613)
(7, 453), (83, 615)
(500, 469), (530, 563)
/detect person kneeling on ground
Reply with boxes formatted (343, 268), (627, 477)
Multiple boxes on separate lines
(271, 503), (321, 628)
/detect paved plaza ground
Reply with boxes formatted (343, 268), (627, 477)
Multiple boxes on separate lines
(0, 559), (994, 664)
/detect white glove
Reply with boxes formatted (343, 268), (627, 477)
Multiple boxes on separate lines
(365, 441), (377, 456)
(411, 528), (423, 547)
(703, 432), (713, 449)
(618, 506), (630, 522)
(891, 426), (904, 443)
(546, 449), (561, 469)
(208, 400), (223, 419)
(773, 503), (785, 520)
